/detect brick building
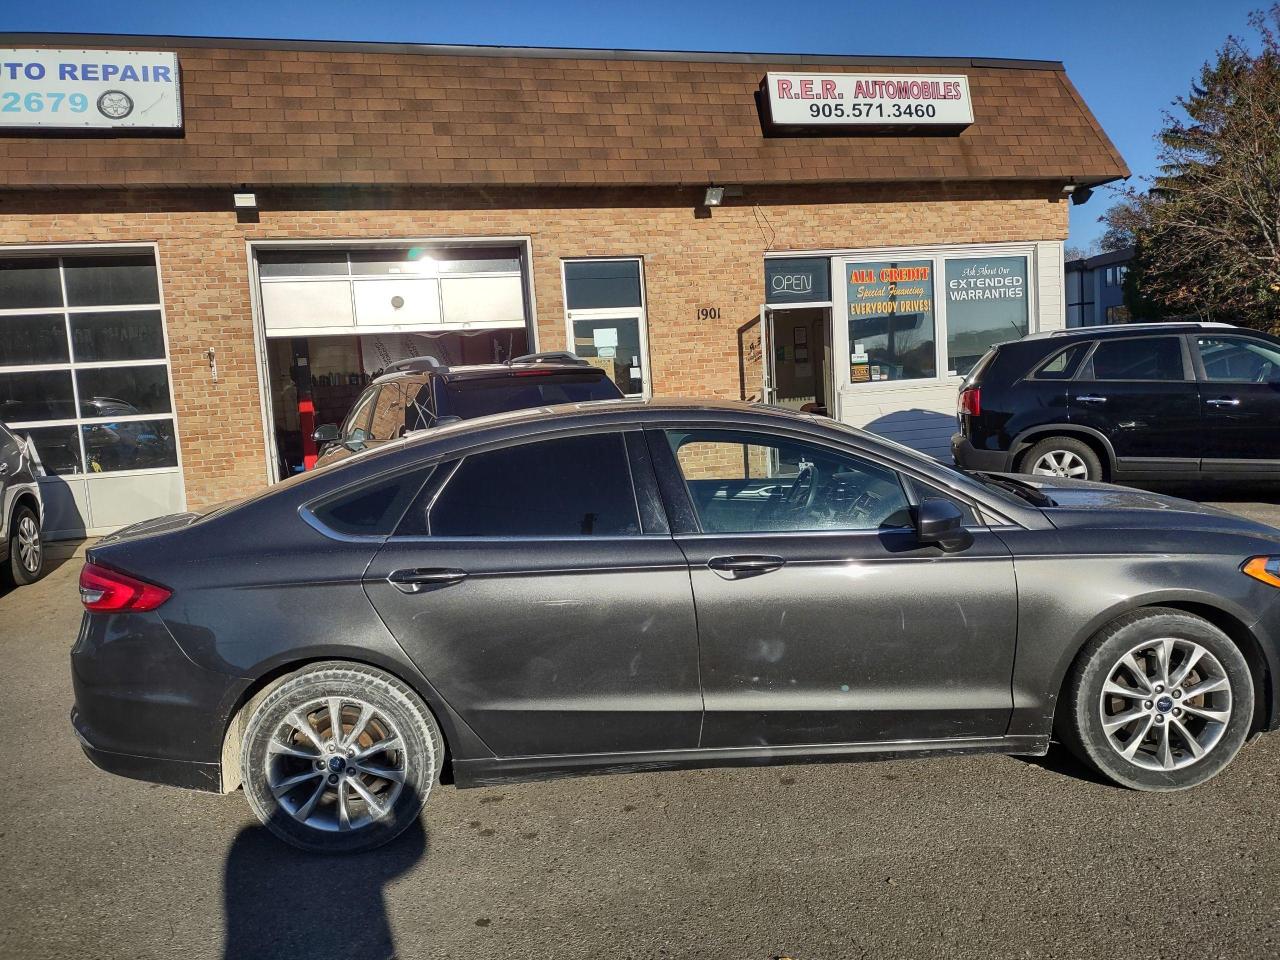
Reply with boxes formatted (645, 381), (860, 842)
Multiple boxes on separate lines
(0, 34), (1127, 537)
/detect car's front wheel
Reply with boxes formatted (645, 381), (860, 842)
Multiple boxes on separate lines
(240, 662), (443, 852)
(1059, 608), (1254, 791)
(3, 505), (44, 587)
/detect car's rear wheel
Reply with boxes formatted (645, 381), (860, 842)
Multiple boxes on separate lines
(1059, 608), (1254, 790)
(3, 505), (44, 587)
(240, 662), (443, 853)
(1020, 436), (1103, 482)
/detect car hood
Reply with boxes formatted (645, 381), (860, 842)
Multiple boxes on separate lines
(998, 474), (1280, 541)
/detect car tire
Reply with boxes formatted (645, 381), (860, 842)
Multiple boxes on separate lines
(1059, 607), (1254, 791)
(3, 505), (45, 587)
(240, 661), (443, 853)
(1020, 436), (1103, 482)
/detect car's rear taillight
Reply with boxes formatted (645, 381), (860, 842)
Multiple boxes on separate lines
(79, 562), (172, 613)
(958, 386), (981, 417)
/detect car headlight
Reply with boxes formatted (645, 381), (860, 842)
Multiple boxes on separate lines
(1242, 556), (1280, 588)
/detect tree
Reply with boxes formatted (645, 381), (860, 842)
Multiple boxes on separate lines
(1112, 6), (1280, 331)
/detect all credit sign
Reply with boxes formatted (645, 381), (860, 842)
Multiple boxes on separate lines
(763, 72), (973, 130)
(0, 50), (182, 129)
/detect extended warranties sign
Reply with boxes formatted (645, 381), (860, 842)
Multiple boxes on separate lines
(0, 49), (181, 129)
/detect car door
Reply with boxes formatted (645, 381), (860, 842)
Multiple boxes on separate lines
(362, 429), (702, 758)
(1192, 333), (1280, 469)
(649, 426), (1018, 749)
(1069, 335), (1201, 472)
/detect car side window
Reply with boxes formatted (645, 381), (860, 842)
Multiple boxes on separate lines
(308, 467), (433, 538)
(342, 387), (379, 444)
(1033, 343), (1090, 380)
(665, 429), (912, 534)
(1079, 337), (1186, 382)
(367, 381), (407, 441)
(1197, 336), (1280, 383)
(403, 377), (434, 431)
(406, 432), (641, 538)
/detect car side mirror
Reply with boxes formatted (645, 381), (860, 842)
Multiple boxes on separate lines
(915, 498), (971, 552)
(312, 423), (340, 444)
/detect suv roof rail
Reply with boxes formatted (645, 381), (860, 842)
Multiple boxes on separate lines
(509, 351), (590, 366)
(381, 355), (446, 373)
(1046, 321), (1236, 338)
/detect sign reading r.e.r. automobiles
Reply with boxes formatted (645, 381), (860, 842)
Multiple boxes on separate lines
(763, 72), (974, 130)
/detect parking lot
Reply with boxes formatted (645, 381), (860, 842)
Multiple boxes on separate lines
(3, 487), (1280, 960)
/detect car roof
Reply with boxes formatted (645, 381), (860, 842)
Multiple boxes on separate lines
(1020, 321), (1237, 343)
(370, 359), (607, 386)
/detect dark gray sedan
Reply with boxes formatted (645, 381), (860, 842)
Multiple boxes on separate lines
(71, 400), (1280, 851)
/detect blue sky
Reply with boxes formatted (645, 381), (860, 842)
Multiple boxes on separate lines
(2, 0), (1262, 247)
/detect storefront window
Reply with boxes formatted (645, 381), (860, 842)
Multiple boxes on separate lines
(846, 260), (936, 383)
(0, 250), (176, 476)
(944, 256), (1029, 376)
(563, 258), (649, 397)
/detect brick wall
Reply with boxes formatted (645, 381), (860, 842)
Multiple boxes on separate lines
(0, 181), (1068, 508)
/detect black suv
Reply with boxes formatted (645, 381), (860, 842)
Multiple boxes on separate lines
(313, 352), (625, 468)
(952, 322), (1280, 483)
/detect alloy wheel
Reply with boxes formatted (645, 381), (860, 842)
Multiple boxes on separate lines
(265, 696), (410, 833)
(17, 515), (40, 574)
(1031, 450), (1089, 479)
(1098, 637), (1233, 772)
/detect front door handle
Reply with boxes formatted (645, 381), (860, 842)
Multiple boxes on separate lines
(386, 568), (468, 593)
(1205, 397), (1241, 407)
(706, 555), (785, 579)
(1076, 394), (1108, 404)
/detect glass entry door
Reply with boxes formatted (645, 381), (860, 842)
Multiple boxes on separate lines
(764, 306), (833, 416)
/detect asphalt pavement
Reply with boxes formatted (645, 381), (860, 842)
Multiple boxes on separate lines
(4, 489), (1280, 960)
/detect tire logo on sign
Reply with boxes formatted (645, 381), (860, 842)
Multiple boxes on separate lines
(96, 90), (134, 120)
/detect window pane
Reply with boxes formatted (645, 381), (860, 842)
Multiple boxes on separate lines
(0, 370), (75, 421)
(0, 314), (69, 365)
(570, 317), (644, 395)
(1198, 336), (1280, 383)
(13, 425), (82, 475)
(0, 257), (63, 309)
(349, 248), (425, 276)
(70, 310), (166, 362)
(1084, 337), (1185, 381)
(435, 247), (522, 274)
(1034, 343), (1089, 380)
(76, 366), (172, 417)
(424, 433), (639, 537)
(847, 260), (936, 382)
(944, 257), (1028, 376)
(367, 382), (407, 441)
(312, 470), (429, 536)
(83, 418), (177, 472)
(63, 255), (159, 307)
(258, 250), (350, 278)
(668, 429), (912, 533)
(564, 260), (642, 310)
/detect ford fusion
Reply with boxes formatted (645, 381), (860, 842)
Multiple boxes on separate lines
(71, 401), (1280, 852)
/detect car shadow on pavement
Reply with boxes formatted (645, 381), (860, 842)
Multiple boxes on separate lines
(1014, 741), (1116, 788)
(223, 802), (426, 960)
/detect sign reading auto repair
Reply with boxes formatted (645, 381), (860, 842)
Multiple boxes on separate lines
(764, 72), (973, 130)
(0, 50), (181, 129)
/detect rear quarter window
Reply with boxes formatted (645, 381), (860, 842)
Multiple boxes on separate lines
(1030, 342), (1091, 380)
(307, 468), (432, 537)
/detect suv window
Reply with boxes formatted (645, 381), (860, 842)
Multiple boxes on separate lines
(1080, 337), (1186, 382)
(1197, 336), (1280, 383)
(368, 381), (407, 441)
(1033, 342), (1090, 380)
(666, 429), (912, 534)
(436, 373), (622, 420)
(417, 432), (640, 537)
(342, 387), (379, 443)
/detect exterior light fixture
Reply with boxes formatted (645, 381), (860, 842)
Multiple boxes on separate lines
(233, 192), (257, 210)
(703, 186), (725, 207)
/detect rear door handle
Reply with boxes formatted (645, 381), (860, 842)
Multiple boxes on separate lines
(1205, 397), (1241, 407)
(706, 555), (785, 579)
(386, 568), (468, 593)
(1076, 394), (1108, 404)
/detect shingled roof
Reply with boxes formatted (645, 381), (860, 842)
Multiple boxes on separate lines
(0, 34), (1129, 190)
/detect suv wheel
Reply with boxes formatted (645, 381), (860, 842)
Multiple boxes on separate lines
(1021, 436), (1102, 482)
(240, 662), (443, 853)
(1059, 608), (1254, 791)
(3, 505), (44, 587)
